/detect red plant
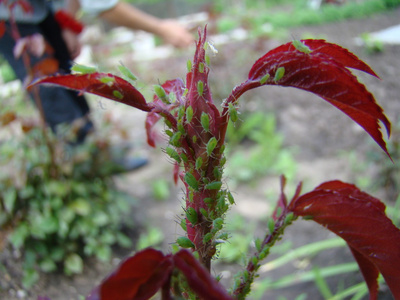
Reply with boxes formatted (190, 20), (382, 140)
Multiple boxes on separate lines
(32, 27), (399, 299)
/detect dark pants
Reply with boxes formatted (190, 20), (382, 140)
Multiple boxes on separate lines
(0, 12), (93, 142)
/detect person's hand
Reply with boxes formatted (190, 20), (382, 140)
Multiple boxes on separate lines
(61, 29), (82, 59)
(157, 20), (194, 48)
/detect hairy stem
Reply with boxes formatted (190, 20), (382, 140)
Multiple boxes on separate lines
(232, 210), (297, 299)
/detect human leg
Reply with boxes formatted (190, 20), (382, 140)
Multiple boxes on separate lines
(0, 18), (93, 142)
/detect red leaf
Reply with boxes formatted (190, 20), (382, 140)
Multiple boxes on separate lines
(243, 40), (391, 157)
(174, 249), (233, 300)
(87, 249), (173, 300)
(0, 21), (5, 38)
(349, 247), (380, 300)
(31, 58), (59, 78)
(145, 111), (162, 147)
(252, 39), (379, 78)
(289, 181), (400, 299)
(158, 78), (185, 104)
(31, 73), (152, 112)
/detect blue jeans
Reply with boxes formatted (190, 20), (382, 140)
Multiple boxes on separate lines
(0, 12), (93, 143)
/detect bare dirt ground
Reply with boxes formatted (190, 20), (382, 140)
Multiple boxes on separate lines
(1, 6), (400, 300)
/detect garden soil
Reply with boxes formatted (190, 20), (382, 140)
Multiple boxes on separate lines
(1, 6), (400, 300)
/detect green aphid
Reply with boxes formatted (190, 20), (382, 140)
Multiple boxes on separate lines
(171, 243), (180, 254)
(180, 218), (187, 231)
(275, 207), (282, 218)
(178, 105), (185, 120)
(219, 156), (226, 167)
(259, 251), (266, 260)
(165, 130), (173, 137)
(177, 236), (195, 249)
(199, 62), (205, 73)
(227, 191), (235, 205)
(177, 121), (185, 135)
(206, 137), (217, 156)
(292, 39), (312, 54)
(186, 106), (194, 123)
(166, 147), (181, 163)
(180, 152), (188, 163)
(201, 112), (210, 132)
(199, 207), (208, 219)
(213, 166), (222, 179)
(217, 197), (228, 214)
(195, 157), (203, 170)
(213, 218), (224, 231)
(252, 256), (259, 267)
(261, 246), (270, 258)
(112, 90), (123, 99)
(184, 172), (199, 191)
(169, 131), (182, 147)
(71, 64), (97, 74)
(192, 135), (197, 144)
(217, 232), (229, 240)
(274, 67), (285, 82)
(154, 85), (170, 104)
(169, 92), (176, 103)
(197, 80), (204, 97)
(188, 191), (194, 203)
(204, 198), (213, 206)
(205, 181), (222, 190)
(203, 232), (213, 244)
(255, 238), (262, 252)
(187, 59), (192, 72)
(99, 76), (115, 85)
(268, 218), (275, 234)
(228, 103), (238, 122)
(219, 144), (225, 154)
(186, 207), (198, 225)
(118, 64), (137, 81)
(259, 73), (270, 85)
(285, 212), (295, 225)
(205, 55), (211, 66)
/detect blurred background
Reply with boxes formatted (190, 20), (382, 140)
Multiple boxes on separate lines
(1, 0), (399, 299)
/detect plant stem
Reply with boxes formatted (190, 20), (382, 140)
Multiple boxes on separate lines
(232, 210), (297, 299)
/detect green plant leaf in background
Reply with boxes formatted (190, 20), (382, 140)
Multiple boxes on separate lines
(64, 253), (84, 276)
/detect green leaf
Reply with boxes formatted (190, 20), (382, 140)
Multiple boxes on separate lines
(50, 247), (65, 262)
(152, 179), (170, 201)
(95, 246), (112, 262)
(39, 258), (57, 273)
(93, 211), (110, 226)
(22, 268), (39, 289)
(136, 227), (164, 250)
(116, 232), (133, 248)
(9, 222), (29, 249)
(45, 180), (69, 197)
(69, 198), (91, 216)
(64, 253), (83, 275)
(100, 230), (116, 245)
(3, 188), (17, 212)
(30, 214), (58, 238)
(19, 185), (35, 199)
(177, 236), (195, 249)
